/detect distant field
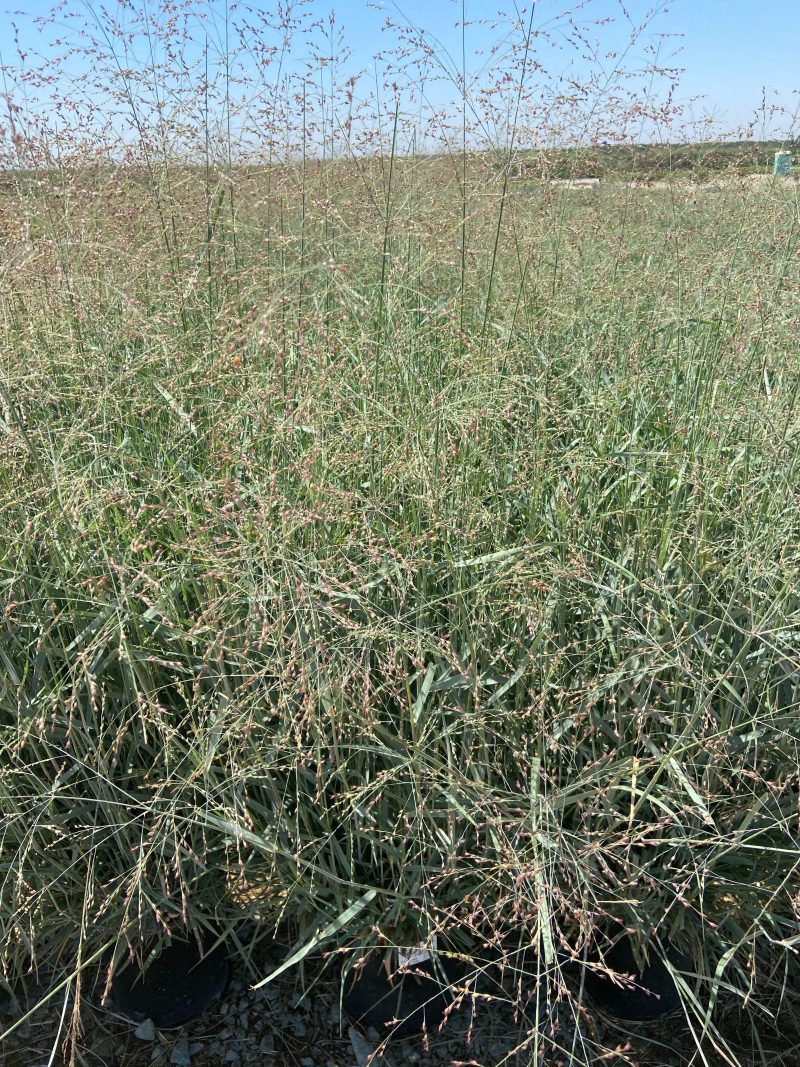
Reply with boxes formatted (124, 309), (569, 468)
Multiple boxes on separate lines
(513, 139), (798, 180)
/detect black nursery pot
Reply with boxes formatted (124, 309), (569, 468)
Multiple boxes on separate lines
(343, 949), (462, 1041)
(104, 933), (229, 1029)
(582, 936), (691, 1022)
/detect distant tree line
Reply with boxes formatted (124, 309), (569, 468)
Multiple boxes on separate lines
(511, 140), (797, 181)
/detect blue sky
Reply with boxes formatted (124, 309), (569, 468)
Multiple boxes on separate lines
(337, 0), (798, 135)
(2, 1), (798, 141)
(672, 0), (799, 134)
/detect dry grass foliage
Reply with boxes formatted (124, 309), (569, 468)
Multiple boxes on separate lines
(1, 3), (799, 1065)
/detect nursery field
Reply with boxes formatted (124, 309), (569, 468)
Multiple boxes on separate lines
(1, 149), (800, 1067)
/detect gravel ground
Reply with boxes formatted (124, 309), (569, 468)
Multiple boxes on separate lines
(1, 940), (796, 1067)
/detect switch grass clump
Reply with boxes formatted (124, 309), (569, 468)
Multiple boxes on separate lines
(1, 3), (799, 1063)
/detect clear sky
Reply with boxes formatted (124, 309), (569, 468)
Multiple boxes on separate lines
(1, 0), (798, 142)
(339, 0), (800, 136)
(671, 0), (799, 134)
(339, 0), (799, 135)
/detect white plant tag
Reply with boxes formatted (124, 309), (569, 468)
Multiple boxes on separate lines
(397, 936), (437, 968)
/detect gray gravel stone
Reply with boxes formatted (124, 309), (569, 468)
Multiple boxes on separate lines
(134, 1018), (157, 1041)
(169, 1035), (192, 1066)
(349, 1025), (374, 1067)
